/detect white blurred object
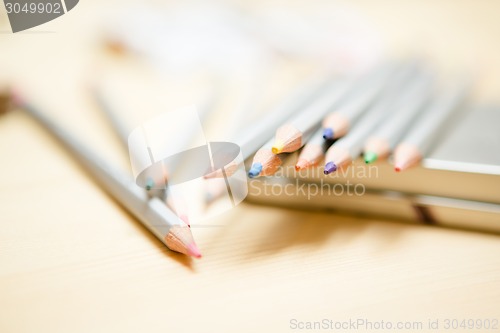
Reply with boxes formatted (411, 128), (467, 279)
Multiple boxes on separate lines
(244, 3), (385, 72)
(103, 1), (384, 76)
(104, 3), (272, 76)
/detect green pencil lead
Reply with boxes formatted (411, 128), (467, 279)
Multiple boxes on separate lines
(364, 151), (378, 164)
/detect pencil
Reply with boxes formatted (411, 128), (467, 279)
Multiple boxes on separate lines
(11, 91), (201, 258)
(91, 84), (131, 147)
(204, 71), (336, 178)
(204, 71), (264, 203)
(247, 137), (287, 178)
(295, 127), (333, 171)
(363, 71), (434, 164)
(323, 68), (415, 174)
(271, 78), (356, 154)
(321, 63), (397, 140)
(91, 84), (216, 225)
(393, 80), (469, 172)
(248, 76), (358, 178)
(92, 85), (188, 223)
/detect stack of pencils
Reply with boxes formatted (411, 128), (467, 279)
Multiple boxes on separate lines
(240, 62), (469, 179)
(1, 59), (472, 259)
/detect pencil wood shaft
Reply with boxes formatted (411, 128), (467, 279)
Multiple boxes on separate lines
(18, 98), (197, 255)
(92, 85), (216, 224)
(331, 64), (425, 159)
(249, 137), (285, 177)
(288, 81), (353, 134)
(249, 75), (355, 175)
(336, 63), (397, 122)
(273, 79), (356, 153)
(92, 86), (130, 147)
(402, 81), (469, 155)
(205, 72), (338, 179)
(305, 126), (328, 146)
(204, 72), (264, 203)
(92, 85), (174, 217)
(370, 71), (434, 149)
(322, 62), (419, 140)
(324, 70), (418, 170)
(296, 127), (332, 169)
(92, 84), (215, 151)
(331, 94), (398, 161)
(235, 72), (336, 160)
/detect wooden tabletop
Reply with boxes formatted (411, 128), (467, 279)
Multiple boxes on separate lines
(1, 1), (500, 332)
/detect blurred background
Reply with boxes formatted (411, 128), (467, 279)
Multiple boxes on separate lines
(1, 1), (500, 332)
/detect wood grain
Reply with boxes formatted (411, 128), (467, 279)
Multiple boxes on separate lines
(1, 1), (500, 332)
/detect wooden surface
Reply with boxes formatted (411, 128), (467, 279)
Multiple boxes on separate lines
(1, 1), (500, 332)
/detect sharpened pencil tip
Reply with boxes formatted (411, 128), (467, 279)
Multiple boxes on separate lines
(364, 152), (378, 164)
(187, 243), (202, 258)
(295, 159), (309, 171)
(271, 144), (284, 154)
(322, 128), (334, 140)
(180, 214), (190, 227)
(324, 161), (337, 175)
(248, 163), (263, 178)
(165, 226), (200, 258)
(145, 178), (154, 191)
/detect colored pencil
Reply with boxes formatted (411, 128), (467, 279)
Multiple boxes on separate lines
(363, 71), (434, 164)
(249, 75), (367, 177)
(204, 71), (336, 178)
(91, 84), (131, 147)
(92, 84), (216, 225)
(247, 137), (287, 178)
(295, 127), (333, 171)
(12, 91), (201, 258)
(295, 64), (400, 171)
(204, 71), (265, 203)
(321, 63), (397, 140)
(323, 68), (416, 174)
(393, 80), (469, 172)
(271, 78), (356, 154)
